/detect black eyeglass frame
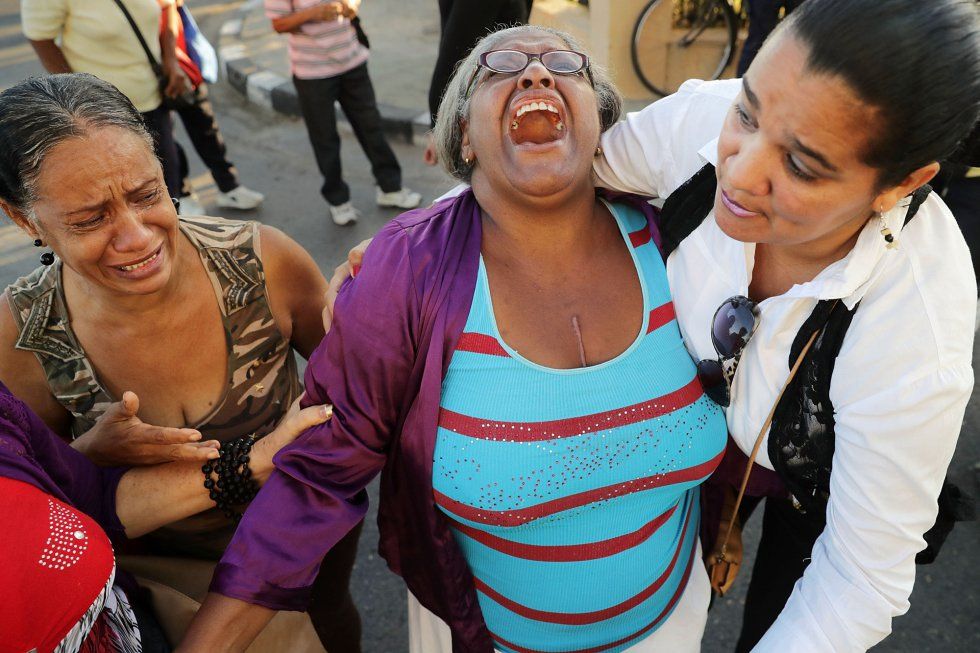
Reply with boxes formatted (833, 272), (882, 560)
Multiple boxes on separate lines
(696, 295), (760, 407)
(464, 49), (594, 98)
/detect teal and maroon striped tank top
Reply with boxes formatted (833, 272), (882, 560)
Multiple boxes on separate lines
(433, 201), (727, 653)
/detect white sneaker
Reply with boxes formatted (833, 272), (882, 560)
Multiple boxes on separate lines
(376, 187), (422, 209)
(329, 201), (358, 226)
(178, 193), (206, 216)
(216, 185), (265, 210)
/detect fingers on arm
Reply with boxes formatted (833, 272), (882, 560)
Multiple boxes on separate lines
(168, 441), (221, 462)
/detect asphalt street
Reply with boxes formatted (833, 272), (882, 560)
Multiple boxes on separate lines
(0, 1), (976, 651)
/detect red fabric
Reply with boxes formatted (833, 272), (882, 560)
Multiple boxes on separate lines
(159, 10), (203, 88)
(0, 477), (116, 653)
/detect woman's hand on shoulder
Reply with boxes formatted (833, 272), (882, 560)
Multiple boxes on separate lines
(250, 396), (332, 485)
(323, 238), (372, 333)
(73, 391), (220, 467)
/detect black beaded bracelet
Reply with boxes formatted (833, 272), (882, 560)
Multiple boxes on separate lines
(202, 433), (259, 522)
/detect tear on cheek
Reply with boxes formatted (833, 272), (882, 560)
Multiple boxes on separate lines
(509, 111), (565, 145)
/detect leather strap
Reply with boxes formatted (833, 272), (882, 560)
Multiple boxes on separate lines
(714, 300), (839, 564)
(110, 0), (164, 77)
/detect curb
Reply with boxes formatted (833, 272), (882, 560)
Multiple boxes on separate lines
(217, 0), (429, 144)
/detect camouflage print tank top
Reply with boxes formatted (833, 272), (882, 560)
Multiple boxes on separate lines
(5, 215), (302, 558)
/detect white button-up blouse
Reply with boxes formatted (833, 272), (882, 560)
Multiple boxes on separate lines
(595, 79), (975, 652)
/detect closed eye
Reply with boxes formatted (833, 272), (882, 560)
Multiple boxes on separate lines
(734, 103), (756, 129)
(786, 153), (817, 181)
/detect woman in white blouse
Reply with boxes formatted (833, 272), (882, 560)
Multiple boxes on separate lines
(593, 0), (979, 650)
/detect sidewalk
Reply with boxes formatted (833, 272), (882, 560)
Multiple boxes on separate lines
(219, 0), (440, 142)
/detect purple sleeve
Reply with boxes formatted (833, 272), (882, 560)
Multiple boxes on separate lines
(210, 222), (422, 609)
(0, 386), (127, 541)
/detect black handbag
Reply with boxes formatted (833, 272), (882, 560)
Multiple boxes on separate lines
(111, 0), (197, 111)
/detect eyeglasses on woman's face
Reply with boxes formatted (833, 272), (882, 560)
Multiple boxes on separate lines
(696, 295), (759, 407)
(465, 49), (593, 98)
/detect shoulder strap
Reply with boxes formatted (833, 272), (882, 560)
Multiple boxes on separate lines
(904, 184), (932, 228)
(111, 0), (163, 76)
(178, 216), (265, 316)
(658, 163), (717, 256)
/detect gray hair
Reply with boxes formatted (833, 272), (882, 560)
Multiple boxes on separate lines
(433, 25), (623, 182)
(0, 73), (154, 220)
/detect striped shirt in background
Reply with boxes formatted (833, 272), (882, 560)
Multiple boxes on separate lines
(264, 0), (369, 79)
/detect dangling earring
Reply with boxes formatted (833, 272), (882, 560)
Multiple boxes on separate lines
(33, 238), (55, 265)
(878, 205), (897, 250)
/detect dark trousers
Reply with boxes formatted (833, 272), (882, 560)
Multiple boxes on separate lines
(736, 0), (805, 76)
(308, 519), (365, 652)
(175, 83), (240, 195)
(734, 497), (824, 652)
(141, 105), (181, 198)
(429, 0), (529, 123)
(293, 64), (401, 206)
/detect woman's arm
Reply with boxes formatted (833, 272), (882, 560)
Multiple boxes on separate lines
(6, 380), (328, 540)
(178, 594), (274, 652)
(21, 0), (71, 73)
(159, 1), (192, 98)
(258, 224), (329, 359)
(28, 39), (72, 73)
(184, 222), (423, 647)
(267, 1), (348, 34)
(116, 402), (331, 537)
(593, 79), (738, 198)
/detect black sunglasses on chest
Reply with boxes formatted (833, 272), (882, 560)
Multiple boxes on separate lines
(696, 295), (759, 407)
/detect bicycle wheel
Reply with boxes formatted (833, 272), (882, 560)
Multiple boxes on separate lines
(631, 0), (738, 97)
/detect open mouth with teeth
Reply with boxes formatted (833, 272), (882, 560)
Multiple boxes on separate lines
(114, 245), (162, 273)
(509, 99), (565, 146)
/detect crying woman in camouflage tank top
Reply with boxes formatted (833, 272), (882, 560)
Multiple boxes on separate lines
(0, 74), (367, 650)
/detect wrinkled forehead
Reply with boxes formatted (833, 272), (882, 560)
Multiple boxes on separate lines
(490, 30), (571, 54)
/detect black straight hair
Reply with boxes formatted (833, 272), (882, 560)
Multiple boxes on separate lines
(784, 0), (980, 188)
(0, 73), (152, 217)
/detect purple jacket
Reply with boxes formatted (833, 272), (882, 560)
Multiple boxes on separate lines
(211, 189), (662, 652)
(0, 381), (127, 541)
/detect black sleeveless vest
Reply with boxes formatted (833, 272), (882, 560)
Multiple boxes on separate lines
(658, 164), (971, 563)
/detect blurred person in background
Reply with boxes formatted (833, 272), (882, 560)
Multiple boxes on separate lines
(168, 1), (266, 215)
(265, 0), (422, 226)
(423, 0), (530, 165)
(736, 0), (805, 77)
(22, 0), (187, 200)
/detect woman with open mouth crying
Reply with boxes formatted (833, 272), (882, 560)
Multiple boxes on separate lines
(180, 25), (728, 653)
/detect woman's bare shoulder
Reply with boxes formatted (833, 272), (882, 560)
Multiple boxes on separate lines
(0, 293), (71, 434)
